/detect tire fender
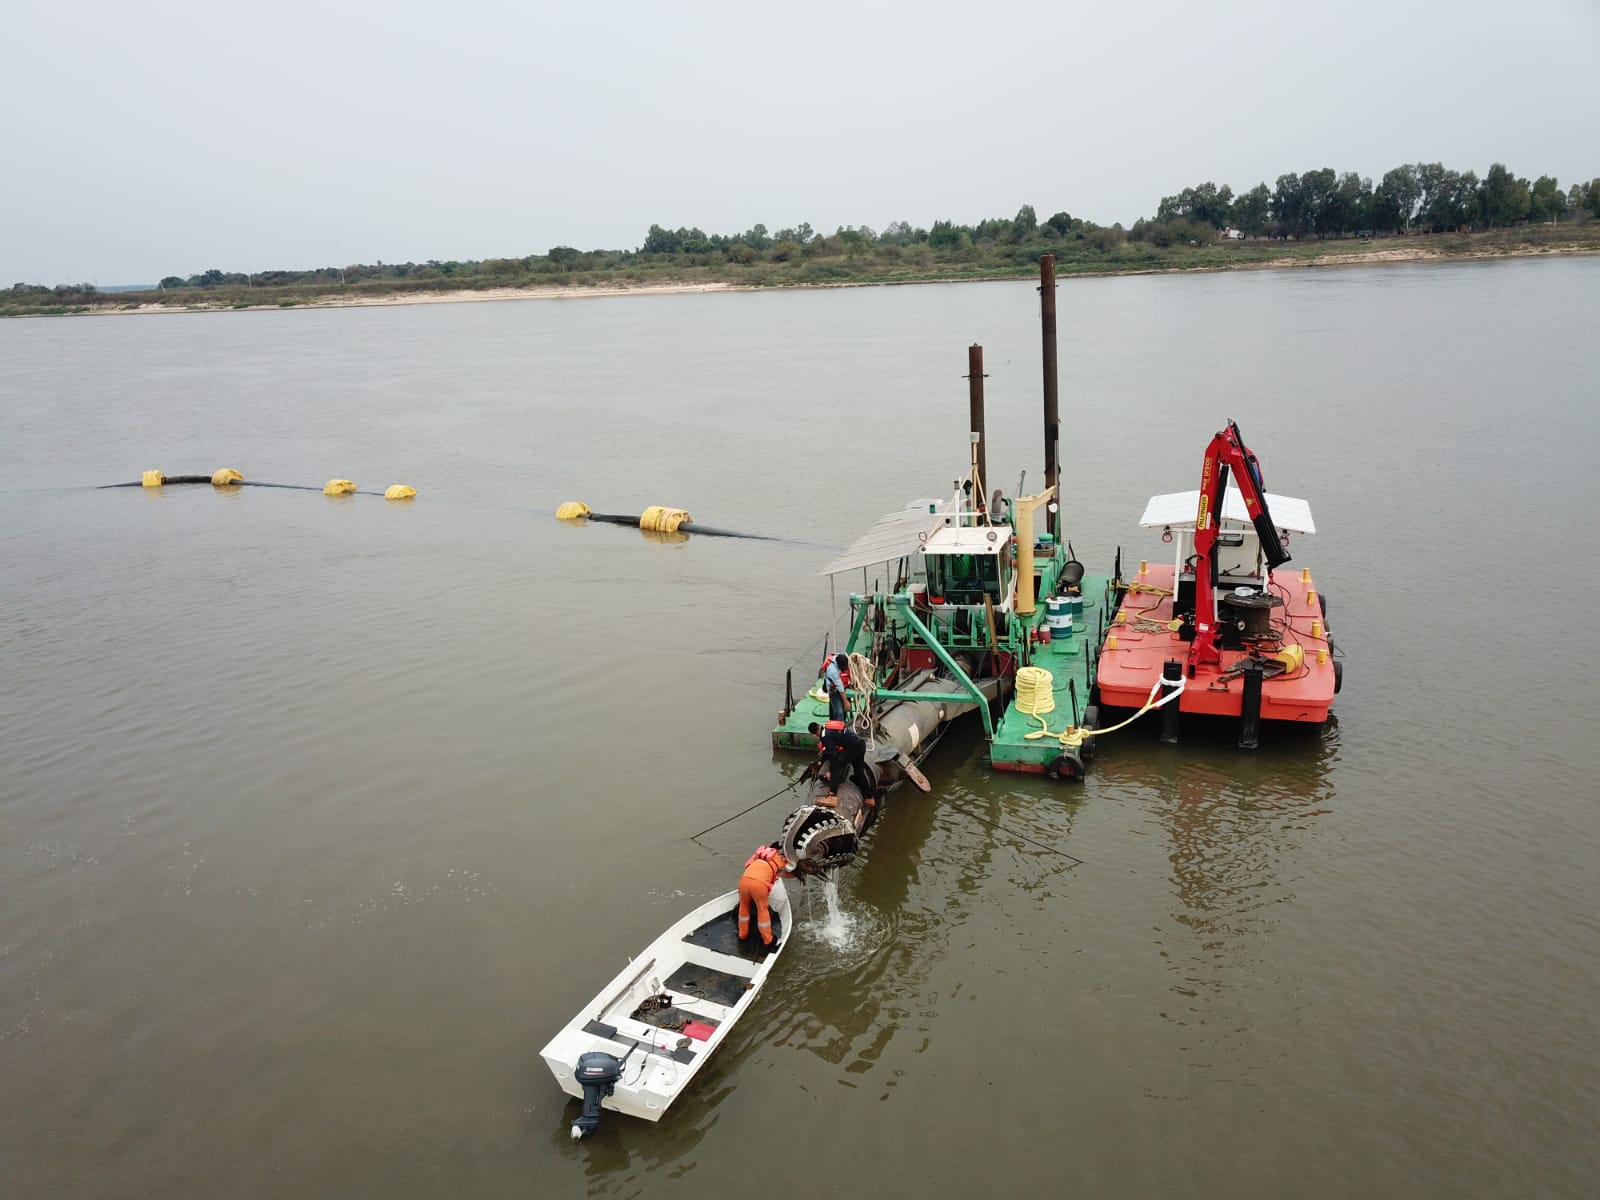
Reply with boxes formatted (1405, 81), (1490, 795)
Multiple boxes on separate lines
(1048, 751), (1085, 782)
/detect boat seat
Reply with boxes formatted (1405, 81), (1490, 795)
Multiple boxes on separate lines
(579, 1019), (697, 1063)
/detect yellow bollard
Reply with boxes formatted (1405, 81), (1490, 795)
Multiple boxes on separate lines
(1317, 649), (1328, 665)
(1301, 567), (1310, 583)
(1106, 636), (1118, 650)
(1307, 589), (1318, 608)
(1311, 619), (1323, 639)
(1139, 560), (1148, 575)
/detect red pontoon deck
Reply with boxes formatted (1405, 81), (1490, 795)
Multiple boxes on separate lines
(1093, 421), (1342, 746)
(1097, 561), (1337, 724)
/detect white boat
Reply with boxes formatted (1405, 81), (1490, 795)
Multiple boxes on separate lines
(540, 881), (792, 1138)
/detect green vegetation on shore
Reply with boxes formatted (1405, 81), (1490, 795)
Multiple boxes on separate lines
(7, 161), (1598, 317)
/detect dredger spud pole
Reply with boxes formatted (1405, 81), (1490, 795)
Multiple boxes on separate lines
(1040, 253), (1060, 543)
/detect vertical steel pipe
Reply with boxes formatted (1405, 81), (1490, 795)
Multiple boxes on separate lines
(1039, 254), (1060, 542)
(1161, 658), (1184, 744)
(1237, 658), (1264, 750)
(967, 343), (987, 510)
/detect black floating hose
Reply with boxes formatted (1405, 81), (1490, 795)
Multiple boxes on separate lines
(569, 510), (776, 541)
(99, 477), (231, 488)
(99, 477), (291, 489)
(101, 474), (412, 498)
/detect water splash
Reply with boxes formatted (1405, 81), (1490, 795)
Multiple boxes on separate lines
(818, 875), (852, 945)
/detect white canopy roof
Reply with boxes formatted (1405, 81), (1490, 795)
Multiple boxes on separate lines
(820, 507), (946, 577)
(924, 524), (1013, 556)
(1139, 488), (1315, 534)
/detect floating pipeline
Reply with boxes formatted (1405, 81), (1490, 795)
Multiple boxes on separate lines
(556, 501), (775, 541)
(100, 475), (791, 541)
(100, 470), (415, 499)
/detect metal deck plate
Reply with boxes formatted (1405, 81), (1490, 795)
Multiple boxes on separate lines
(663, 962), (755, 1007)
(682, 909), (782, 962)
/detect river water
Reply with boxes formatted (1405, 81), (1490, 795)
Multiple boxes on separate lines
(3, 258), (1597, 1198)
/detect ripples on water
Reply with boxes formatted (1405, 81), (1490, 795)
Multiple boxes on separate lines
(4, 262), (1600, 1197)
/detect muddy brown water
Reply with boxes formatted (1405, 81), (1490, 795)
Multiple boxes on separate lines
(3, 258), (1598, 1197)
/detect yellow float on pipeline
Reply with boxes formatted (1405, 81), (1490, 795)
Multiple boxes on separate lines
(638, 506), (690, 534)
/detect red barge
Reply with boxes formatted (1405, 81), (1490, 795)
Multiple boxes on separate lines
(1093, 420), (1342, 748)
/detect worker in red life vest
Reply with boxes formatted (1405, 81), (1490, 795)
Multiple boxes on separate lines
(738, 843), (792, 947)
(807, 721), (871, 798)
(822, 653), (850, 723)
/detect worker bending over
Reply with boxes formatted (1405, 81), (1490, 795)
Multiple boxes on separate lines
(738, 844), (792, 948)
(807, 722), (873, 799)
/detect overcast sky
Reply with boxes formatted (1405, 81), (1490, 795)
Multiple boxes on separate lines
(3, 0), (1597, 284)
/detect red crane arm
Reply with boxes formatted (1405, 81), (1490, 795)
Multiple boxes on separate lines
(1188, 420), (1291, 669)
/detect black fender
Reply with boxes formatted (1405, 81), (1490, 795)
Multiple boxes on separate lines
(1048, 751), (1086, 782)
(1078, 704), (1100, 762)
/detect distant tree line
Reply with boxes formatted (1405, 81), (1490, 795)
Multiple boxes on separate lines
(1145, 163), (1596, 243)
(631, 165), (1598, 262)
(10, 160), (1598, 300)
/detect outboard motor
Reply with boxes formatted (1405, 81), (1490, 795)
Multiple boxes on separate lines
(570, 1051), (623, 1140)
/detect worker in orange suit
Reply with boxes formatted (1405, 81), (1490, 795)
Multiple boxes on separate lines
(737, 843), (792, 948)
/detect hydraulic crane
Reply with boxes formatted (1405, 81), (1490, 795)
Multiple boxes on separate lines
(1187, 420), (1292, 671)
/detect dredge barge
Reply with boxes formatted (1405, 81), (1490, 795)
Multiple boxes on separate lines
(771, 255), (1114, 880)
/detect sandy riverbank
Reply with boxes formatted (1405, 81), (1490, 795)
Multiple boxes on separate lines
(1076, 240), (1600, 280)
(1305, 241), (1596, 268)
(115, 280), (750, 315)
(47, 239), (1600, 317)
